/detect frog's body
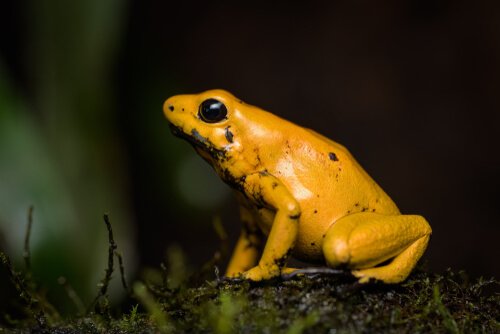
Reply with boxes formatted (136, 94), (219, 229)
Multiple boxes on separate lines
(164, 89), (431, 283)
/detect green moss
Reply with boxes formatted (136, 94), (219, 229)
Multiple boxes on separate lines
(5, 265), (498, 333)
(1, 216), (498, 333)
(143, 268), (497, 333)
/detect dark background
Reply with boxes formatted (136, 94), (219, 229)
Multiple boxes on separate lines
(0, 0), (498, 307)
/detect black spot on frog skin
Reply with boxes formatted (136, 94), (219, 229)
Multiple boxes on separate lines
(328, 152), (339, 161)
(354, 202), (359, 207)
(258, 170), (270, 177)
(289, 213), (301, 220)
(273, 249), (292, 270)
(313, 209), (318, 214)
(225, 126), (234, 143)
(271, 182), (278, 189)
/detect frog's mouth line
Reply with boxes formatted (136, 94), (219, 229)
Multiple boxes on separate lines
(168, 123), (227, 160)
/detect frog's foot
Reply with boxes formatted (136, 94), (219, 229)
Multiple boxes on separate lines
(242, 264), (280, 281)
(323, 212), (431, 284)
(351, 234), (430, 283)
(280, 267), (299, 275)
(244, 267), (307, 280)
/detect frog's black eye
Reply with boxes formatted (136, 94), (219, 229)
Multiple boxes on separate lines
(198, 99), (228, 123)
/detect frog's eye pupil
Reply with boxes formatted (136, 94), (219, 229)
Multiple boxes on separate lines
(199, 99), (228, 123)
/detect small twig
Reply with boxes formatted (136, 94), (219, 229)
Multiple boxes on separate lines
(0, 252), (47, 328)
(101, 213), (117, 297)
(114, 250), (128, 291)
(58, 276), (85, 315)
(281, 267), (347, 280)
(88, 213), (117, 312)
(23, 205), (34, 272)
(218, 268), (349, 284)
(0, 252), (34, 306)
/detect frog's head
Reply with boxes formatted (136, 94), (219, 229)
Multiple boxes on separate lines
(164, 89), (262, 171)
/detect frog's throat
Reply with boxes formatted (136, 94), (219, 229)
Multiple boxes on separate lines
(168, 123), (227, 161)
(168, 123), (249, 190)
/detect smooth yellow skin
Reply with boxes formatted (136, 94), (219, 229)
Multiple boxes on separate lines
(163, 89), (432, 283)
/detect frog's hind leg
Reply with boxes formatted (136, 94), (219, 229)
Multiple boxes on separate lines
(322, 212), (431, 283)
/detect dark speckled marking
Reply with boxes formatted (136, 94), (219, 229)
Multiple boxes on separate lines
(328, 152), (339, 161)
(224, 126), (234, 143)
(289, 213), (301, 220)
(170, 124), (227, 161)
(354, 202), (360, 207)
(191, 129), (208, 144)
(273, 249), (292, 270)
(314, 209), (318, 214)
(271, 182), (278, 189)
(310, 242), (316, 246)
(168, 105), (174, 111)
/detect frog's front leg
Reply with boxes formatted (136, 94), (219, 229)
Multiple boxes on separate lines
(225, 204), (263, 277)
(241, 172), (300, 281)
(323, 212), (431, 283)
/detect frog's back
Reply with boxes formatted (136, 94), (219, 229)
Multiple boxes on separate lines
(263, 123), (400, 223)
(254, 124), (398, 261)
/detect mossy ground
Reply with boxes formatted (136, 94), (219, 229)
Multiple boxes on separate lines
(1, 264), (498, 333)
(1, 215), (498, 333)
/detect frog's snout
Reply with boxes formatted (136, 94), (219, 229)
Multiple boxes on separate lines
(163, 98), (176, 115)
(163, 97), (182, 125)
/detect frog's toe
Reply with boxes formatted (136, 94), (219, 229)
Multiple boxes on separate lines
(351, 267), (406, 284)
(242, 268), (264, 281)
(351, 269), (371, 284)
(243, 265), (280, 281)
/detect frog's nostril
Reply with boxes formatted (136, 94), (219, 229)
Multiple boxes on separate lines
(168, 104), (174, 112)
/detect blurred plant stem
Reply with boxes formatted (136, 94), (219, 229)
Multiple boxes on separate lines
(0, 0), (135, 306)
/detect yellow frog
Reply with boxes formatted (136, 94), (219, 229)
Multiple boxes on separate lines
(163, 89), (431, 283)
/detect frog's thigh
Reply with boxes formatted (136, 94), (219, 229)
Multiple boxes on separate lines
(323, 212), (431, 283)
